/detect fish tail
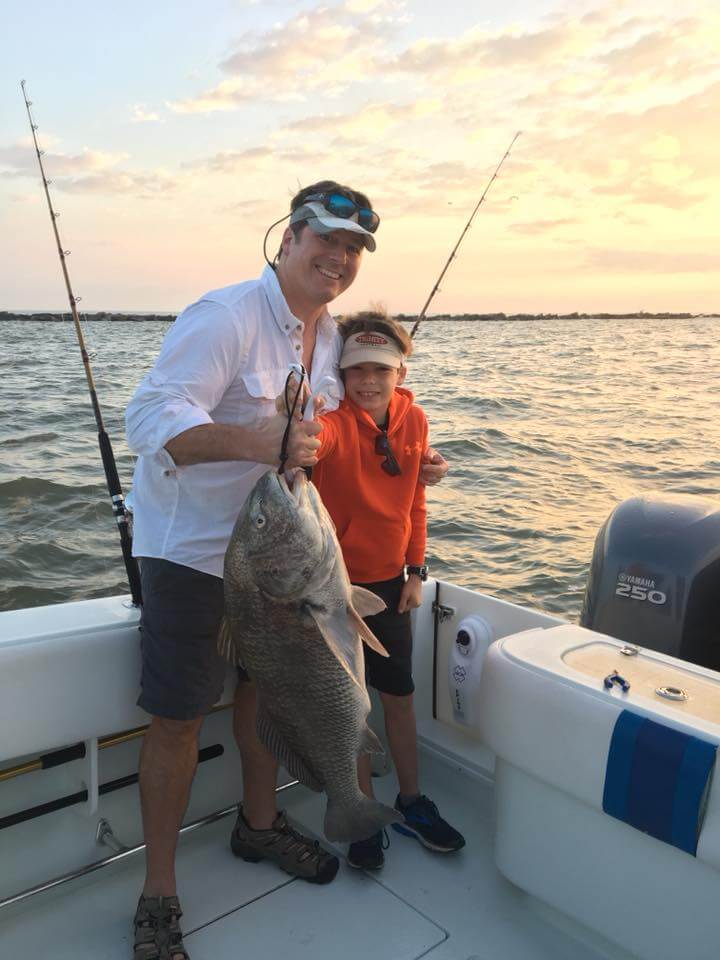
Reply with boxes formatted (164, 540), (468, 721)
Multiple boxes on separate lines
(324, 794), (402, 843)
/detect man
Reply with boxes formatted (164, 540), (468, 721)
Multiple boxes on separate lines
(125, 181), (448, 960)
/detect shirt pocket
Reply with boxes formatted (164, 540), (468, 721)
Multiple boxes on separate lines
(237, 367), (291, 424)
(240, 367), (289, 400)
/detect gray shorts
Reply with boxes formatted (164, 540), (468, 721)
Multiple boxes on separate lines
(137, 557), (248, 720)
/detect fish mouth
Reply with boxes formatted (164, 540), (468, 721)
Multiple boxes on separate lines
(277, 468), (308, 505)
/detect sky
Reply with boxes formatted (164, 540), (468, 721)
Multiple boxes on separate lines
(1, 0), (719, 314)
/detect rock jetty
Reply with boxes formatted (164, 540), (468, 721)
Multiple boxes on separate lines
(0, 312), (177, 322)
(1, 311), (716, 322)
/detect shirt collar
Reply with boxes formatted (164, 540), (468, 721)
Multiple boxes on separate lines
(260, 264), (335, 339)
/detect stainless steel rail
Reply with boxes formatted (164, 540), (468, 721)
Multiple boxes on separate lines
(0, 779), (299, 911)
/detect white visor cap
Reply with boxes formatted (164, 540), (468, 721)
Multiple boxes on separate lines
(340, 330), (404, 369)
(290, 201), (376, 252)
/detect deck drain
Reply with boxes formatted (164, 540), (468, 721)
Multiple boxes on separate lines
(655, 686), (688, 702)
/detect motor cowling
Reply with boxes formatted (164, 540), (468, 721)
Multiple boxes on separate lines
(580, 495), (720, 670)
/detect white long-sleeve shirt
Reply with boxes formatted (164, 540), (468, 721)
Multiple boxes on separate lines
(125, 266), (343, 577)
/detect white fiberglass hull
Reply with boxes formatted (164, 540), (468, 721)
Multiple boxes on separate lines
(1, 582), (718, 960)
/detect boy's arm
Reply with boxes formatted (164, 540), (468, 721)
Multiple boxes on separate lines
(398, 414), (429, 613)
(314, 408), (342, 461)
(420, 448), (448, 485)
(406, 413), (429, 568)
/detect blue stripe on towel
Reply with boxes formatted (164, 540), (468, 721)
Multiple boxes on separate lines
(627, 720), (686, 841)
(673, 737), (718, 853)
(603, 710), (716, 856)
(602, 711), (644, 821)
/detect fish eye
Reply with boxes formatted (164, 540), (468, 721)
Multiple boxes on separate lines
(256, 515), (266, 528)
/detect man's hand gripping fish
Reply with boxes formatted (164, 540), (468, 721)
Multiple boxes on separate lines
(220, 467), (402, 842)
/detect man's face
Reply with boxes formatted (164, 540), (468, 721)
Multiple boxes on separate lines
(280, 225), (363, 306)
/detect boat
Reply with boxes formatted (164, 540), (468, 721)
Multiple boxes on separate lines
(2, 491), (720, 959)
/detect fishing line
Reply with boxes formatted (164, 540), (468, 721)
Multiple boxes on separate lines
(278, 366), (306, 476)
(263, 212), (291, 269)
(410, 131), (522, 339)
(20, 80), (142, 606)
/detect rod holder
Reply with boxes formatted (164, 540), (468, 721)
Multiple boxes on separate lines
(95, 818), (128, 853)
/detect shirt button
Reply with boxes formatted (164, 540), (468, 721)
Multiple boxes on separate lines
(285, 324), (289, 330)
(295, 343), (301, 350)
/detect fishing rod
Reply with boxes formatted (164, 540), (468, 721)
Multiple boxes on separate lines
(20, 80), (142, 606)
(410, 131), (522, 339)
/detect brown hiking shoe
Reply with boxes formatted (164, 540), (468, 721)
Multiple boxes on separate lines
(133, 895), (189, 960)
(230, 807), (339, 884)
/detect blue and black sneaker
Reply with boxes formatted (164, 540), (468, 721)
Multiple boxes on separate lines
(346, 829), (390, 870)
(392, 794), (466, 853)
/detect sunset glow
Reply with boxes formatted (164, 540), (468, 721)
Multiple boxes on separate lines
(2, 0), (718, 314)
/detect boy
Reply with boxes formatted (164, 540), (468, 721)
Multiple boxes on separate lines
(312, 311), (465, 869)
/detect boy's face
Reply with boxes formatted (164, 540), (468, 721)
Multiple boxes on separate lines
(343, 361), (406, 424)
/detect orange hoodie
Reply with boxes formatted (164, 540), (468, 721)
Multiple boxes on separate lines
(313, 387), (427, 584)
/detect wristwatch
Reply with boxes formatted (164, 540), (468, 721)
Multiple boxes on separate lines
(406, 564), (428, 581)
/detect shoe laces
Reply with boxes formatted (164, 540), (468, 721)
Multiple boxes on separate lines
(403, 794), (440, 821)
(276, 818), (326, 864)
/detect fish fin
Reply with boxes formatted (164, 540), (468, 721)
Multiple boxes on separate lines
(324, 795), (402, 843)
(347, 607), (390, 658)
(360, 726), (384, 755)
(256, 707), (322, 792)
(350, 585), (386, 618)
(217, 617), (239, 665)
(304, 605), (366, 689)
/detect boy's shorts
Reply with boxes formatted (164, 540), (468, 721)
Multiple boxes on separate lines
(355, 574), (415, 697)
(137, 557), (249, 720)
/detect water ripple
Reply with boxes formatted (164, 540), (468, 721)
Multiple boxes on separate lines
(2, 317), (720, 617)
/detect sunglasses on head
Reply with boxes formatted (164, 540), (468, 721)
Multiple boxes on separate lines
(375, 430), (401, 477)
(304, 192), (380, 234)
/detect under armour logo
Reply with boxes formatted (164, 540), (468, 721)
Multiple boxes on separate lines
(404, 441), (423, 456)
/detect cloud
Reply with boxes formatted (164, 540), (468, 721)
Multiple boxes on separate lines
(168, 0), (406, 112)
(130, 104), (161, 123)
(583, 247), (720, 274)
(57, 171), (179, 197)
(0, 143), (127, 178)
(530, 79), (720, 211)
(11, 7), (718, 225)
(510, 218), (578, 235)
(379, 17), (587, 78)
(167, 79), (260, 114)
(275, 98), (440, 143)
(163, 0), (720, 246)
(186, 146), (274, 174)
(593, 178), (704, 210)
(0, 141), (177, 197)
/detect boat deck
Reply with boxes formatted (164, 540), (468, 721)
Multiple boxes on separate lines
(0, 752), (617, 960)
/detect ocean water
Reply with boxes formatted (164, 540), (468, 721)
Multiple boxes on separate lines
(1, 317), (718, 616)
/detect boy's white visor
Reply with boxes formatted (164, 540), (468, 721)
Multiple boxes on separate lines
(340, 330), (403, 369)
(289, 202), (376, 252)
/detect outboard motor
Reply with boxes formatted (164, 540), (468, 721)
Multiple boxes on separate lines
(581, 495), (720, 670)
